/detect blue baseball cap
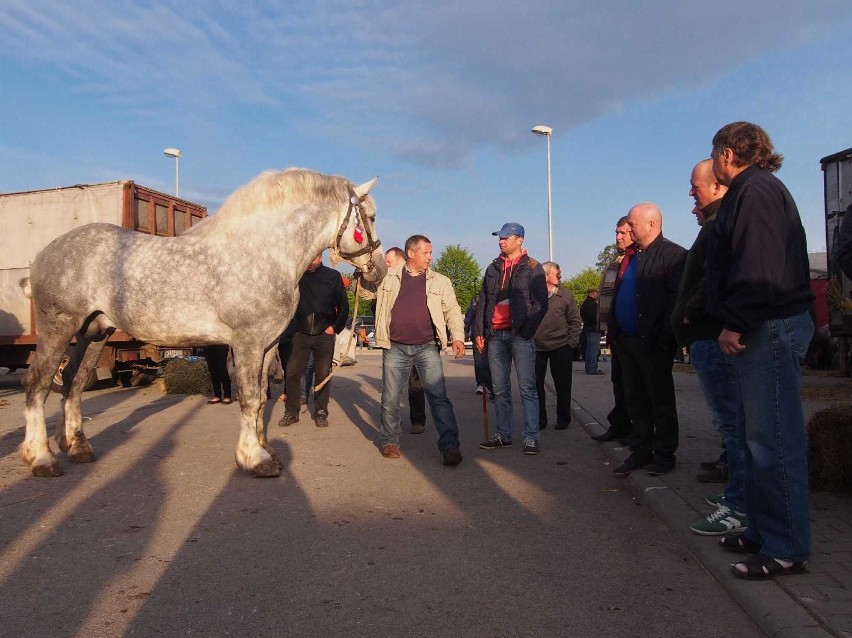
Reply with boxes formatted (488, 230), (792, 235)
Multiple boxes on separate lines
(492, 222), (525, 239)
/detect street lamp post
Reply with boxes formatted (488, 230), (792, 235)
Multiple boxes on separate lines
(530, 125), (553, 262)
(163, 148), (182, 197)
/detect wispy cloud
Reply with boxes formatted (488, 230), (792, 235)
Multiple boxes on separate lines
(2, 0), (849, 169)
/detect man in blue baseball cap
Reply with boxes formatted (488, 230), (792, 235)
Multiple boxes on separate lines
(473, 222), (548, 455)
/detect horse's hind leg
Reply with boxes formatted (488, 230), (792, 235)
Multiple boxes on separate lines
(57, 334), (107, 464)
(232, 343), (282, 478)
(21, 320), (79, 477)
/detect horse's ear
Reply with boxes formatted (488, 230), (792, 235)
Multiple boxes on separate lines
(353, 176), (378, 201)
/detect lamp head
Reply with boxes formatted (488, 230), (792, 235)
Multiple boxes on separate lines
(163, 148), (182, 158)
(531, 125), (552, 136)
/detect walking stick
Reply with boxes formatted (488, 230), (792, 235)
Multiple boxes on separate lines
(481, 380), (489, 440)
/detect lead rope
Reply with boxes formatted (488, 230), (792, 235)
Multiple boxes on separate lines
(313, 275), (362, 393)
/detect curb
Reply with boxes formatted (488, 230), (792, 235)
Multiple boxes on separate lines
(571, 399), (835, 638)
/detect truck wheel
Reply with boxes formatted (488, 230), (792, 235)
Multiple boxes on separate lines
(130, 371), (156, 387)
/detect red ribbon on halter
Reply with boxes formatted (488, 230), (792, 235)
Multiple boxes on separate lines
(353, 226), (364, 243)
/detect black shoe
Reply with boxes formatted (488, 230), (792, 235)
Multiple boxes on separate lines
(700, 460), (720, 471)
(592, 427), (621, 442)
(278, 412), (299, 427)
(696, 465), (728, 483)
(613, 453), (652, 477)
(443, 447), (463, 466)
(314, 410), (329, 427)
(646, 462), (675, 476)
(539, 422), (548, 430)
(523, 439), (540, 455)
(554, 421), (570, 430)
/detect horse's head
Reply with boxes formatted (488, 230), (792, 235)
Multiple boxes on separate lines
(333, 177), (387, 285)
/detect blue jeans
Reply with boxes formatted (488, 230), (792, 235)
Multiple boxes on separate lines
(487, 330), (539, 442)
(584, 331), (601, 374)
(380, 343), (459, 453)
(731, 312), (813, 562)
(690, 339), (744, 512)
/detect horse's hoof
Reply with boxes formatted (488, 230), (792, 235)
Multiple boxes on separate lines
(251, 458), (282, 478)
(68, 448), (96, 464)
(31, 463), (63, 477)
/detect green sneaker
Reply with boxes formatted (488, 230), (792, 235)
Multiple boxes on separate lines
(704, 493), (725, 508)
(690, 505), (750, 536)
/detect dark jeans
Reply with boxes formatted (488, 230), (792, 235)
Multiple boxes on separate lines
(535, 345), (574, 426)
(205, 344), (232, 400)
(607, 349), (632, 435)
(614, 335), (679, 464)
(473, 342), (493, 392)
(408, 365), (426, 426)
(285, 332), (334, 415)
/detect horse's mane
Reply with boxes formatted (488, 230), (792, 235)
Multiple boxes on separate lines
(213, 168), (351, 221)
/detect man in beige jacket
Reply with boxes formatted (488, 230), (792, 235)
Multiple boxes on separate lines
(374, 234), (465, 465)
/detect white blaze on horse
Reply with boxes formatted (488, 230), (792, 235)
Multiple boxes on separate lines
(19, 168), (386, 478)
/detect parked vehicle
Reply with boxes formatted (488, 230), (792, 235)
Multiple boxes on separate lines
(0, 181), (207, 388)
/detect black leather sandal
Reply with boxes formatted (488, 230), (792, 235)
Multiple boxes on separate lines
(731, 554), (807, 580)
(719, 532), (761, 555)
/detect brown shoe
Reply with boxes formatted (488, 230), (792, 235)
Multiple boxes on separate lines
(381, 444), (401, 458)
(442, 447), (463, 466)
(411, 422), (426, 434)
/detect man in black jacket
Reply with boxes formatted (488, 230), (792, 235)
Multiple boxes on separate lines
(278, 253), (349, 428)
(610, 203), (686, 477)
(580, 288), (604, 375)
(706, 122), (814, 580)
(474, 222), (548, 455)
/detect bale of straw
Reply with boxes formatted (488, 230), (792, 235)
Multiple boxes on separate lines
(807, 403), (852, 493)
(162, 358), (213, 395)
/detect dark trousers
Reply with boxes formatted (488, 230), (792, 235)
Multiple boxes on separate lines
(614, 335), (679, 463)
(206, 344), (232, 400)
(285, 332), (334, 415)
(277, 335), (294, 393)
(607, 349), (632, 435)
(408, 365), (426, 426)
(535, 345), (574, 427)
(473, 342), (493, 392)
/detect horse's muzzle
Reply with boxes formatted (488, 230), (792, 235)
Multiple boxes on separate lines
(357, 248), (388, 283)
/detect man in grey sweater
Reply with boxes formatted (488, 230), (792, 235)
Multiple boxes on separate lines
(534, 262), (582, 430)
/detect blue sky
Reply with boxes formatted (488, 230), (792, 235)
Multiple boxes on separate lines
(2, 1), (851, 277)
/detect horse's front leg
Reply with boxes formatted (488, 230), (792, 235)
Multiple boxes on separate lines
(232, 344), (282, 478)
(57, 335), (106, 464)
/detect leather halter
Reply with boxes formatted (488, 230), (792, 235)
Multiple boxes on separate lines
(333, 191), (382, 262)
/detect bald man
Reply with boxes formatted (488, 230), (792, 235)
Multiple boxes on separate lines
(673, 161), (748, 536)
(609, 203), (686, 477)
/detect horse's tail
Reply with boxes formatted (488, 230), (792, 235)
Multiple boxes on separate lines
(19, 277), (32, 299)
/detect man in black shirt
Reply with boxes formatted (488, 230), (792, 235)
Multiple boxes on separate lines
(705, 122), (814, 580)
(278, 253), (348, 428)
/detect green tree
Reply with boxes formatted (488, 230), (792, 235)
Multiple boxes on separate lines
(595, 243), (619, 273)
(564, 266), (601, 307)
(433, 244), (482, 313)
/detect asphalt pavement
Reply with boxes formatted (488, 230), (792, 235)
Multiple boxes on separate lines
(0, 351), (848, 638)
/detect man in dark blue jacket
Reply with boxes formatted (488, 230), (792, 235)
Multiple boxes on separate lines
(706, 121), (814, 581)
(473, 222), (548, 455)
(610, 203), (686, 477)
(278, 252), (349, 428)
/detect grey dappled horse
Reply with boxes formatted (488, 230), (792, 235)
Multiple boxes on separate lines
(19, 168), (386, 478)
